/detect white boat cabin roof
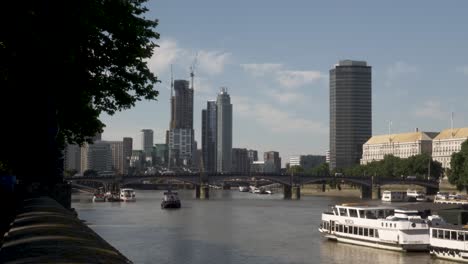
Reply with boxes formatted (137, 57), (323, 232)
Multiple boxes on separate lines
(121, 188), (134, 191)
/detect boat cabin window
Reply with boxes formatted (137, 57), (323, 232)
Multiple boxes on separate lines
(444, 230), (450, 239)
(451, 231), (457, 240)
(365, 211), (377, 219)
(364, 228), (368, 236)
(358, 210), (365, 218)
(377, 210), (385, 218)
(339, 207), (347, 216)
(358, 227), (363, 235)
(458, 232), (465, 241)
(437, 229), (443, 239)
(369, 229), (374, 237)
(353, 226), (358, 235)
(349, 209), (358, 218)
(333, 207), (338, 215)
(465, 232), (468, 241)
(432, 229), (437, 238)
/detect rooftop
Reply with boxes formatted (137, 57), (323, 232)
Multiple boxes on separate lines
(434, 127), (468, 140)
(364, 131), (437, 145)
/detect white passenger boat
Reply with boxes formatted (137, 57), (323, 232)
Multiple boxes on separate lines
(319, 204), (431, 251)
(407, 189), (426, 202)
(119, 188), (136, 202)
(161, 190), (181, 209)
(381, 190), (407, 202)
(429, 223), (468, 262)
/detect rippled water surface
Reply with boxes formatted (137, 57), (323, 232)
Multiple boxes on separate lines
(73, 190), (455, 264)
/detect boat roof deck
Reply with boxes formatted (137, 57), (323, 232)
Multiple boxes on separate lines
(335, 204), (395, 210)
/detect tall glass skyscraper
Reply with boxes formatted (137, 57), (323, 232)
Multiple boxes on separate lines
(216, 88), (232, 173)
(202, 101), (217, 172)
(330, 60), (372, 170)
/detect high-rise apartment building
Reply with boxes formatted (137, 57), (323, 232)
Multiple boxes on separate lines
(80, 141), (112, 173)
(264, 151), (281, 173)
(109, 141), (124, 174)
(330, 60), (372, 170)
(232, 148), (249, 173)
(122, 137), (133, 174)
(202, 101), (217, 172)
(289, 155), (326, 170)
(141, 129), (154, 155)
(216, 88), (233, 172)
(64, 144), (81, 173)
(168, 79), (195, 167)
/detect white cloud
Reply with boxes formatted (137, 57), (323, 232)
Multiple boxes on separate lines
(232, 95), (326, 134)
(147, 38), (230, 77)
(240, 63), (283, 76)
(413, 100), (445, 120)
(197, 50), (231, 75)
(385, 61), (419, 88)
(147, 39), (184, 75)
(457, 66), (468, 75)
(276, 70), (323, 89)
(268, 90), (305, 104)
(240, 63), (323, 89)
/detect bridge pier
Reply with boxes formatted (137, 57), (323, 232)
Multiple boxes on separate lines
(292, 186), (301, 200)
(195, 185), (209, 199)
(372, 185), (381, 200)
(283, 185), (292, 199)
(426, 186), (439, 195)
(360, 185), (372, 199)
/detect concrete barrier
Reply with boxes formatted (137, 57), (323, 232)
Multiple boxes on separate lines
(0, 196), (132, 263)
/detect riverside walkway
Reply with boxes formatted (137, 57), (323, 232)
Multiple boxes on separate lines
(0, 196), (132, 263)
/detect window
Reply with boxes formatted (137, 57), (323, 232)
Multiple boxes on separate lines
(359, 210), (365, 218)
(369, 229), (374, 237)
(364, 228), (369, 236)
(353, 226), (358, 235)
(458, 232), (464, 241)
(375, 229), (379, 238)
(344, 226), (348, 233)
(444, 230), (450, 240)
(339, 208), (347, 216)
(349, 209), (358, 218)
(432, 229), (437, 238)
(451, 231), (457, 240)
(438, 229), (443, 239)
(358, 227), (363, 236)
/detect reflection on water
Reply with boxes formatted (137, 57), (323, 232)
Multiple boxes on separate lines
(73, 190), (446, 264)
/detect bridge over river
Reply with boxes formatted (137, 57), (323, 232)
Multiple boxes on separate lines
(66, 173), (440, 200)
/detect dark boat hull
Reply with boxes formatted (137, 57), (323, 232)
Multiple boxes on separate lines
(161, 201), (181, 209)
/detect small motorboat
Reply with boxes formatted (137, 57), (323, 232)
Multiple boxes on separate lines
(161, 190), (181, 209)
(120, 188), (136, 202)
(239, 186), (249, 192)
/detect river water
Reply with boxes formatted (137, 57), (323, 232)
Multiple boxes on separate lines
(72, 190), (453, 264)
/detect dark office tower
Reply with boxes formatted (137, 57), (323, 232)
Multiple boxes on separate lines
(216, 88), (232, 173)
(330, 60), (372, 170)
(170, 80), (193, 129)
(202, 101), (217, 172)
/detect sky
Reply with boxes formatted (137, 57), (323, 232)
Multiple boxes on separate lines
(100, 0), (468, 166)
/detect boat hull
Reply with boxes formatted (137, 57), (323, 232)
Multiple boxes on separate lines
(431, 250), (468, 263)
(319, 229), (428, 252)
(161, 201), (181, 209)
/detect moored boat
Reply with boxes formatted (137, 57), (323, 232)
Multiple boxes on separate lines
(429, 223), (468, 262)
(161, 190), (181, 209)
(120, 188), (136, 202)
(319, 203), (435, 252)
(381, 190), (407, 202)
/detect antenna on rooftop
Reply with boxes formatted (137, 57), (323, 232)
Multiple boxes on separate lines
(451, 112), (455, 138)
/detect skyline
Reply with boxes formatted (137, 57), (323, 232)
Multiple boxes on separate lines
(99, 1), (468, 165)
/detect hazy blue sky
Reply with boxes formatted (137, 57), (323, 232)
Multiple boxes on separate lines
(101, 0), (468, 165)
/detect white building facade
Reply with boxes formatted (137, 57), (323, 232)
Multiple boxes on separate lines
(432, 128), (468, 169)
(361, 131), (437, 165)
(168, 128), (194, 166)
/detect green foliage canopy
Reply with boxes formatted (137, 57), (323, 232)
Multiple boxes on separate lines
(449, 140), (468, 190)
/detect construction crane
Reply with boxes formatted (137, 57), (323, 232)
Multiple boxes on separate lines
(190, 52), (198, 90)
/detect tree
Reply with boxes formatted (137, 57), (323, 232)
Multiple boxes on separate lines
(0, 0), (159, 183)
(308, 163), (329, 177)
(449, 140), (468, 190)
(288, 165), (304, 174)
